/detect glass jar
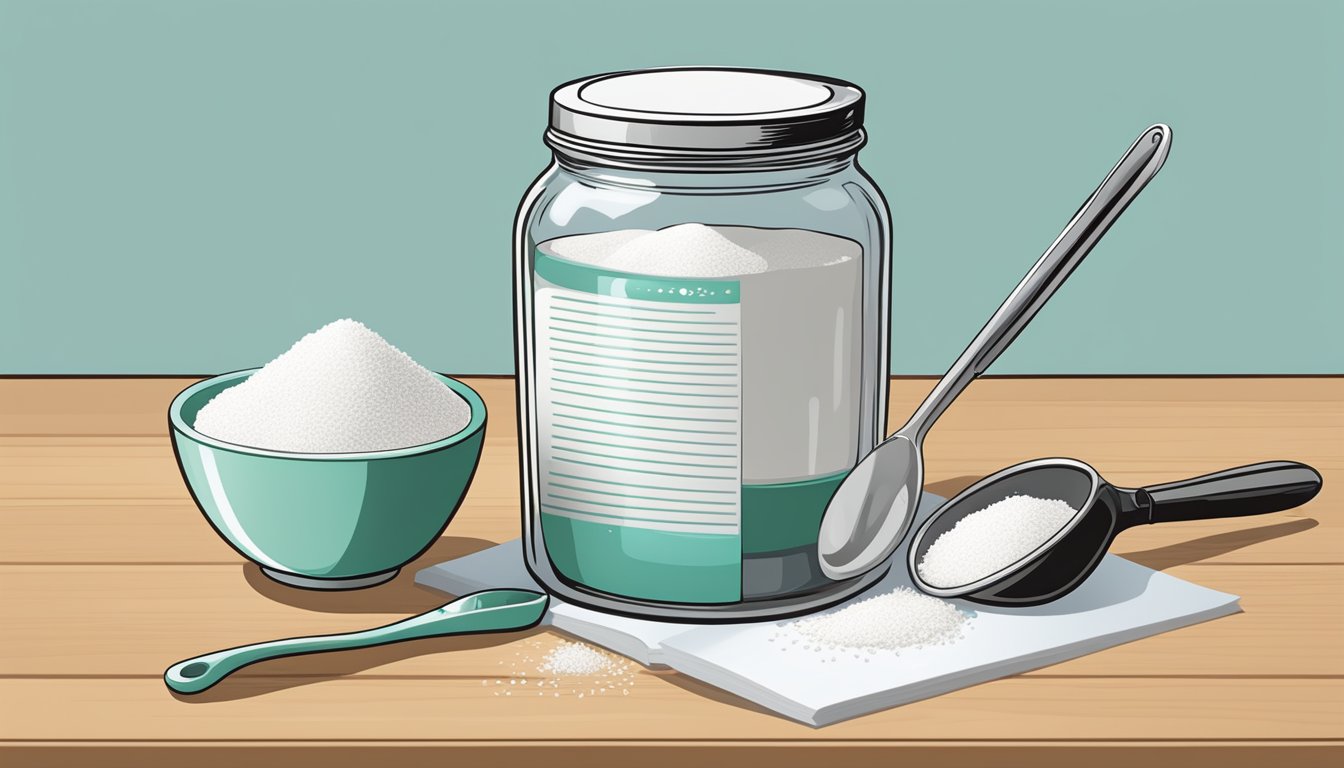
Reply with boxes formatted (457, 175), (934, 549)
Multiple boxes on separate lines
(513, 68), (891, 620)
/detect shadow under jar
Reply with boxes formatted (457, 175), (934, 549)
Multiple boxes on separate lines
(513, 68), (892, 621)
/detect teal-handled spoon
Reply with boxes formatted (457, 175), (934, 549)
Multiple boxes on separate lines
(165, 589), (548, 694)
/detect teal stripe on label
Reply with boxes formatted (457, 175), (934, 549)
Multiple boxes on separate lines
(741, 470), (849, 554)
(541, 513), (742, 604)
(535, 251), (741, 304)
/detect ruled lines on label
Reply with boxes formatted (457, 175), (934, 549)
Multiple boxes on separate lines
(535, 288), (742, 535)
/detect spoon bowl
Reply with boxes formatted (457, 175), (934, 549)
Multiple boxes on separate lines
(908, 459), (1322, 606)
(908, 459), (1107, 603)
(817, 124), (1172, 581)
(819, 435), (921, 580)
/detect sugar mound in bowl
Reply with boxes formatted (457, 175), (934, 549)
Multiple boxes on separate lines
(194, 318), (470, 453)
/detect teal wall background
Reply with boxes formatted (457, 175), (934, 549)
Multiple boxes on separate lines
(1, 0), (1340, 375)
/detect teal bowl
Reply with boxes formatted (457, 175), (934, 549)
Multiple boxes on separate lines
(169, 369), (486, 589)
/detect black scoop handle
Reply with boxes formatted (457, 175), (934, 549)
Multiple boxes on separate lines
(1134, 461), (1322, 524)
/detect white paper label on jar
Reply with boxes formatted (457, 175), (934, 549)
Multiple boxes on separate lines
(536, 288), (743, 534)
(531, 252), (745, 603)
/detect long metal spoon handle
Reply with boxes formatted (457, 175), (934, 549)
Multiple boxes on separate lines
(902, 124), (1171, 443)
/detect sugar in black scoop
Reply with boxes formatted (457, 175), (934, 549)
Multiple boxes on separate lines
(907, 459), (1322, 607)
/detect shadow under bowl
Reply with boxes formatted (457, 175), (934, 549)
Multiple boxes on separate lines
(168, 369), (486, 589)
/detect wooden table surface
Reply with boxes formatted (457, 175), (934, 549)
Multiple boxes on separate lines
(1, 376), (1340, 766)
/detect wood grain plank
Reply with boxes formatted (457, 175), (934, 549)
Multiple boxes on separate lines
(0, 377), (519, 437)
(2, 377), (1337, 435)
(2, 377), (1341, 755)
(1, 564), (1339, 678)
(4, 430), (1338, 501)
(2, 494), (1335, 566)
(2, 377), (1339, 565)
(2, 743), (1341, 768)
(0, 378), (196, 436)
(0, 677), (1338, 741)
(0, 501), (519, 563)
(0, 501), (522, 563)
(0, 434), (521, 501)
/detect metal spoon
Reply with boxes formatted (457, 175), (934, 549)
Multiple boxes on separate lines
(164, 589), (548, 694)
(907, 459), (1322, 605)
(818, 124), (1172, 581)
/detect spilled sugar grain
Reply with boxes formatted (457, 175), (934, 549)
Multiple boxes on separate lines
(194, 319), (470, 453)
(772, 587), (968, 658)
(485, 637), (636, 700)
(539, 641), (618, 676)
(918, 495), (1077, 588)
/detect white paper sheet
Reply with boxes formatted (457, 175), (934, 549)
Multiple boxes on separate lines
(415, 493), (1240, 725)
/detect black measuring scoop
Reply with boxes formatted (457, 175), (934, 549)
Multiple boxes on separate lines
(907, 458), (1321, 606)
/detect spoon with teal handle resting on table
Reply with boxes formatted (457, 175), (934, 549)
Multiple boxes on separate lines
(165, 588), (548, 694)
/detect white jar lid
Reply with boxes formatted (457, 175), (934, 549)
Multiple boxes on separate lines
(548, 67), (865, 156)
